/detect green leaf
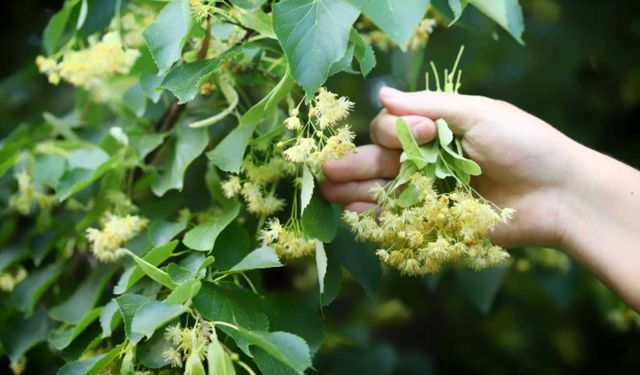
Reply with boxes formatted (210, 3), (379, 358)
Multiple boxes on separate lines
(448, 0), (469, 24)
(43, 2), (73, 55)
(49, 264), (117, 324)
(207, 340), (236, 375)
(48, 307), (102, 350)
(346, 0), (431, 48)
(121, 249), (177, 290)
(232, 328), (312, 373)
(151, 125), (209, 197)
(212, 223), (252, 269)
(138, 329), (173, 369)
(12, 262), (64, 315)
(129, 132), (165, 159)
(193, 282), (269, 331)
(143, 0), (193, 74)
(115, 294), (153, 343)
(148, 220), (187, 247)
(264, 295), (325, 354)
(253, 348), (298, 375)
(58, 344), (124, 375)
(419, 142), (439, 163)
(56, 155), (121, 201)
(321, 247), (342, 306)
(140, 73), (165, 103)
(33, 153), (66, 189)
(396, 118), (427, 169)
(397, 183), (421, 208)
(185, 353), (206, 375)
(183, 201), (240, 251)
(114, 240), (178, 295)
(235, 7), (275, 39)
(454, 265), (509, 314)
(301, 191), (337, 242)
(230, 0), (267, 10)
(160, 50), (236, 103)
(0, 243), (29, 274)
(229, 246), (283, 273)
(435, 118), (454, 146)
(0, 310), (50, 363)
(131, 301), (187, 341)
(208, 74), (294, 172)
(328, 225), (381, 298)
(165, 279), (202, 304)
(273, 0), (360, 95)
(99, 300), (121, 338)
(300, 165), (314, 216)
(468, 0), (525, 44)
(315, 240), (328, 295)
(349, 29), (376, 77)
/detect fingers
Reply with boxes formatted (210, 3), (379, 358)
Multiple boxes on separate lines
(379, 86), (488, 134)
(322, 144), (401, 183)
(370, 110), (436, 149)
(319, 179), (389, 204)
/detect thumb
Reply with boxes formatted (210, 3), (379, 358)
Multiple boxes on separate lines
(379, 87), (484, 134)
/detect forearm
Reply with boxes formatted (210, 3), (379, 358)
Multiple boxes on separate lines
(559, 144), (640, 311)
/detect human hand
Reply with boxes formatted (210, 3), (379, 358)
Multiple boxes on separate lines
(320, 87), (582, 249)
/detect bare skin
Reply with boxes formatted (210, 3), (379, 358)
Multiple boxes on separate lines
(320, 87), (640, 311)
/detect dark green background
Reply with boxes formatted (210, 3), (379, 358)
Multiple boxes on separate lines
(1, 0), (639, 374)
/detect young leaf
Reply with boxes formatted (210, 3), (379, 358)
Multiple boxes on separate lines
(165, 279), (202, 305)
(396, 118), (427, 169)
(397, 183), (421, 208)
(207, 340), (236, 375)
(57, 344), (124, 375)
(232, 329), (312, 373)
(115, 294), (153, 343)
(235, 7), (276, 39)
(42, 2), (73, 55)
(273, 0), (360, 95)
(346, 0), (431, 49)
(148, 220), (187, 247)
(183, 201), (240, 251)
(435, 118), (454, 146)
(229, 246), (283, 273)
(121, 249), (177, 290)
(99, 300), (121, 338)
(185, 353), (206, 375)
(130, 301), (187, 341)
(448, 0), (469, 24)
(229, 0), (267, 11)
(142, 0), (193, 74)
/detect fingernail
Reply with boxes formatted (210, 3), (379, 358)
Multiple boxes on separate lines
(379, 86), (402, 97)
(411, 121), (431, 143)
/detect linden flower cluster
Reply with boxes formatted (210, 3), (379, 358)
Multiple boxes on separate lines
(162, 323), (209, 368)
(259, 218), (315, 259)
(222, 155), (296, 216)
(85, 213), (148, 262)
(36, 32), (140, 89)
(190, 0), (213, 22)
(0, 267), (27, 293)
(283, 88), (356, 169)
(363, 17), (437, 52)
(9, 170), (54, 215)
(344, 174), (514, 276)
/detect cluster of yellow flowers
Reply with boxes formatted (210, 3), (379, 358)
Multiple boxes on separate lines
(9, 170), (54, 215)
(36, 32), (140, 89)
(0, 266), (27, 292)
(344, 174), (514, 276)
(259, 217), (316, 259)
(190, 0), (213, 22)
(222, 155), (296, 216)
(363, 17), (437, 52)
(85, 213), (148, 262)
(283, 88), (356, 169)
(162, 323), (208, 368)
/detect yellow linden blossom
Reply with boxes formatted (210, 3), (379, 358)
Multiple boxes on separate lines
(240, 182), (285, 216)
(85, 213), (148, 262)
(10, 357), (27, 375)
(344, 174), (513, 276)
(161, 347), (183, 368)
(284, 108), (303, 130)
(283, 137), (317, 163)
(0, 267), (28, 293)
(406, 18), (437, 51)
(314, 87), (354, 130)
(259, 218), (315, 259)
(221, 176), (242, 198)
(315, 126), (356, 164)
(9, 171), (36, 215)
(190, 0), (212, 22)
(37, 32), (140, 89)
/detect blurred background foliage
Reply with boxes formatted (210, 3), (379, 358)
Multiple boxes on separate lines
(1, 0), (639, 374)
